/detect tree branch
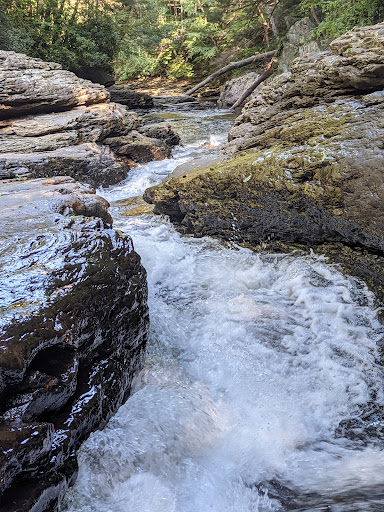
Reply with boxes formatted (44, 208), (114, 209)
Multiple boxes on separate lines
(185, 50), (276, 96)
(230, 58), (277, 109)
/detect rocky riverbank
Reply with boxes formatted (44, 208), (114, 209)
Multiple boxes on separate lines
(0, 51), (179, 188)
(0, 51), (156, 511)
(145, 23), (384, 299)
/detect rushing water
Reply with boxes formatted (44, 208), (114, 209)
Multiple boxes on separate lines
(63, 105), (384, 512)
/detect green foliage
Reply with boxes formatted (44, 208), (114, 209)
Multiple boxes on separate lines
(1, 0), (382, 80)
(300, 0), (383, 39)
(0, 0), (117, 72)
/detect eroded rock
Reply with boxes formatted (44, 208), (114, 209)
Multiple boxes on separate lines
(0, 103), (141, 154)
(0, 177), (149, 511)
(0, 51), (109, 119)
(0, 143), (130, 188)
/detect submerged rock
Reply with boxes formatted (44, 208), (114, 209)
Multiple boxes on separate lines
(145, 23), (384, 298)
(0, 177), (149, 511)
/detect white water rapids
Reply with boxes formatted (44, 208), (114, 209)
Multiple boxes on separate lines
(63, 106), (384, 511)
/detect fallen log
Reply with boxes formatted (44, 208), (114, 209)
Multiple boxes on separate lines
(185, 50), (276, 96)
(231, 58), (277, 109)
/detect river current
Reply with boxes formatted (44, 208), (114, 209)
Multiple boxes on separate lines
(63, 105), (384, 511)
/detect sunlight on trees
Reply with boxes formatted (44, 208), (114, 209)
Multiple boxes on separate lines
(0, 0), (382, 79)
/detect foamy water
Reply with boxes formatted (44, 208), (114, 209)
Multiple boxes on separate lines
(63, 107), (384, 512)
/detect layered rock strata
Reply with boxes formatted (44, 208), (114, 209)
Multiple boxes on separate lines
(145, 23), (384, 297)
(0, 177), (149, 511)
(0, 52), (179, 187)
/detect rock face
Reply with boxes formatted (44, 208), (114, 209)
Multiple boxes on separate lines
(0, 51), (179, 187)
(145, 23), (384, 297)
(0, 176), (149, 511)
(277, 17), (321, 73)
(0, 51), (109, 118)
(218, 72), (261, 108)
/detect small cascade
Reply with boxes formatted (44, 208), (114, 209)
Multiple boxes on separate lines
(63, 104), (384, 512)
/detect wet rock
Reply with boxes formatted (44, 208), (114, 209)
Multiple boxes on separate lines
(138, 123), (181, 146)
(104, 133), (171, 163)
(0, 51), (109, 119)
(0, 143), (130, 188)
(218, 72), (262, 108)
(145, 23), (384, 298)
(0, 177), (149, 510)
(108, 85), (154, 109)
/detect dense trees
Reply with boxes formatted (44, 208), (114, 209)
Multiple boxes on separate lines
(0, 0), (382, 80)
(0, 0), (117, 72)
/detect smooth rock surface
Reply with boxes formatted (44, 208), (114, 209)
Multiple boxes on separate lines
(0, 176), (149, 511)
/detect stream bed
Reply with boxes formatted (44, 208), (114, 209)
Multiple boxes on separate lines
(63, 104), (384, 512)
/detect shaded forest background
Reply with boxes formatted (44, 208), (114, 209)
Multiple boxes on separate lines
(0, 0), (383, 82)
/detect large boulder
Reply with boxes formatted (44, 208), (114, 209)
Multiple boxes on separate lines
(0, 51), (109, 118)
(277, 17), (322, 73)
(0, 176), (149, 511)
(144, 23), (384, 298)
(218, 72), (262, 108)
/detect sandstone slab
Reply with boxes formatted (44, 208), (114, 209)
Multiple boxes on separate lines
(0, 143), (130, 188)
(0, 51), (109, 119)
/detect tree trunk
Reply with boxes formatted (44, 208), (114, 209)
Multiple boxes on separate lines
(231, 58), (277, 109)
(185, 50), (276, 96)
(263, 0), (279, 41)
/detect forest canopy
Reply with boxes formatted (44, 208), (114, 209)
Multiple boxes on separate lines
(0, 0), (383, 80)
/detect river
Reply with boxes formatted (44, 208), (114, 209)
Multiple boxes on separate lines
(63, 103), (384, 512)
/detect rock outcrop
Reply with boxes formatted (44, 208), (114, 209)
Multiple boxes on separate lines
(145, 23), (384, 298)
(0, 51), (179, 187)
(0, 52), (108, 118)
(0, 176), (149, 511)
(277, 17), (322, 73)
